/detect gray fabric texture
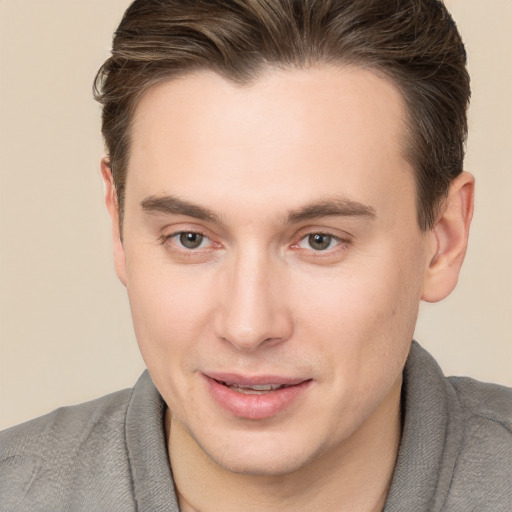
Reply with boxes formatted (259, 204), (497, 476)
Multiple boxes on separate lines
(1, 342), (511, 511)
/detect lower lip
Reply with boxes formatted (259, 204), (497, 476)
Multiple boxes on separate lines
(204, 376), (311, 420)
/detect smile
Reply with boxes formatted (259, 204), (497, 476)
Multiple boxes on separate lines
(203, 373), (312, 419)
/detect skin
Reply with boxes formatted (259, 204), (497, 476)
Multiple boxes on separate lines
(102, 66), (474, 511)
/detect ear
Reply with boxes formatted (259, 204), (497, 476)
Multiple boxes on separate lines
(422, 171), (475, 303)
(101, 158), (127, 286)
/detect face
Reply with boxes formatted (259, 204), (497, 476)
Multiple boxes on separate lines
(112, 66), (434, 475)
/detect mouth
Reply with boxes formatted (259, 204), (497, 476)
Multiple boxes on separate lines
(203, 373), (312, 419)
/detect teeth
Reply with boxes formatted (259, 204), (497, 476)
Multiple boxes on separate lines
(243, 384), (281, 391)
(226, 383), (285, 394)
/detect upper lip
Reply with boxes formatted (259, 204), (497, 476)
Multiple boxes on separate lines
(204, 372), (310, 387)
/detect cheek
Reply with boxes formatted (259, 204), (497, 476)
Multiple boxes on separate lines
(125, 264), (219, 421)
(292, 243), (426, 366)
(125, 254), (215, 371)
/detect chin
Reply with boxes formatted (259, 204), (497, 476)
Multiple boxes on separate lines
(210, 449), (311, 477)
(193, 426), (323, 477)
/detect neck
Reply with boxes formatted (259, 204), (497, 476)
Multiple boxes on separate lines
(167, 376), (402, 512)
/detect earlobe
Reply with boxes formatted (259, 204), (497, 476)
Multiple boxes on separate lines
(100, 159), (127, 287)
(421, 171), (475, 303)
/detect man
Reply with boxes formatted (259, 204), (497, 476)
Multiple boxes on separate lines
(1, 0), (511, 510)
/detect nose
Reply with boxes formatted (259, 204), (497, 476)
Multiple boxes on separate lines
(214, 248), (293, 351)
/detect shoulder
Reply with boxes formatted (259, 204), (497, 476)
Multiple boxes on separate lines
(448, 375), (512, 430)
(445, 376), (512, 511)
(1, 386), (134, 458)
(0, 387), (135, 512)
(395, 342), (512, 511)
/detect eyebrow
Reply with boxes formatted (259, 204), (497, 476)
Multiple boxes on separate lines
(286, 197), (376, 223)
(141, 195), (223, 224)
(140, 194), (376, 225)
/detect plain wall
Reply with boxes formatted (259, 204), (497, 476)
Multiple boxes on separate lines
(1, 0), (511, 430)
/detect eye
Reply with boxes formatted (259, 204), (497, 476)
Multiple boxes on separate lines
(168, 231), (210, 250)
(298, 233), (340, 251)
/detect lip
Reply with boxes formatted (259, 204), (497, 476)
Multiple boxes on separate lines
(203, 372), (312, 420)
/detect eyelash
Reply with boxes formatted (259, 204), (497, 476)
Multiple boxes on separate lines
(294, 233), (346, 252)
(160, 229), (350, 256)
(159, 231), (214, 251)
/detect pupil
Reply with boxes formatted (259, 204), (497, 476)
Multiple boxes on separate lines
(180, 232), (203, 249)
(309, 234), (331, 251)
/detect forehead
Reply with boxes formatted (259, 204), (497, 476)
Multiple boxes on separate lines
(127, 66), (414, 219)
(131, 65), (409, 152)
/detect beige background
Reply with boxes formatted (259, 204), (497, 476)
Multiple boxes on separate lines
(0, 0), (510, 430)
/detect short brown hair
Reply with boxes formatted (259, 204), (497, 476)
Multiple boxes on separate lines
(94, 0), (470, 231)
